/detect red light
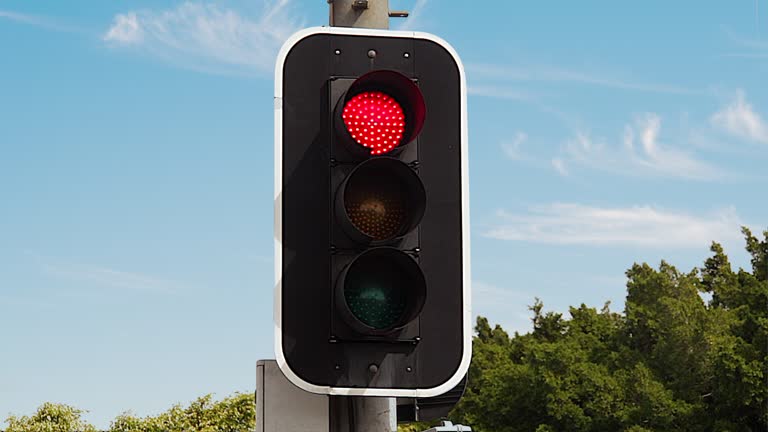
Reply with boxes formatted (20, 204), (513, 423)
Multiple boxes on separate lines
(342, 91), (406, 155)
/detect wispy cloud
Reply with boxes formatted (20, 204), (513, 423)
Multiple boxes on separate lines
(468, 63), (701, 95)
(501, 132), (528, 160)
(626, 114), (719, 177)
(0, 9), (83, 33)
(485, 203), (745, 248)
(721, 52), (768, 59)
(724, 27), (768, 50)
(473, 281), (534, 334)
(551, 158), (568, 176)
(43, 262), (181, 294)
(103, 1), (302, 75)
(467, 85), (533, 102)
(396, 0), (429, 31)
(249, 254), (274, 266)
(557, 113), (722, 180)
(720, 27), (768, 61)
(473, 281), (532, 308)
(711, 90), (768, 144)
(0, 294), (58, 309)
(467, 85), (579, 127)
(104, 12), (142, 44)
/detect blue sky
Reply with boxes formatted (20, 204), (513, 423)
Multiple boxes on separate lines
(1, 0), (767, 428)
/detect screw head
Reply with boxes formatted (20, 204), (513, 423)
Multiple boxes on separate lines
(335, 49), (341, 55)
(367, 49), (377, 59)
(403, 52), (410, 58)
(368, 363), (379, 374)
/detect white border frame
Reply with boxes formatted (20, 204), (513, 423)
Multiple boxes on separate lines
(274, 26), (471, 397)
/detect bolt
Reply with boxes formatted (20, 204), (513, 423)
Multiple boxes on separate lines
(367, 49), (377, 59)
(368, 364), (379, 374)
(406, 366), (412, 372)
(334, 49), (341, 55)
(403, 52), (410, 58)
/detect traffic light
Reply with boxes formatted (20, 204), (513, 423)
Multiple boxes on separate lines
(274, 26), (470, 397)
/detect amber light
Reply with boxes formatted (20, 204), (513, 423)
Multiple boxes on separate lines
(345, 179), (406, 241)
(336, 158), (426, 243)
(342, 91), (406, 155)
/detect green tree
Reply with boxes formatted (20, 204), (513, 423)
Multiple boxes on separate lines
(452, 227), (768, 432)
(700, 228), (768, 430)
(5, 402), (97, 432)
(109, 393), (255, 432)
(5, 229), (765, 432)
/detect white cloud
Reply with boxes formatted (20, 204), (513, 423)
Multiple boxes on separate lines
(467, 85), (578, 126)
(721, 30), (768, 61)
(44, 262), (180, 294)
(560, 113), (721, 180)
(396, 0), (429, 31)
(0, 9), (82, 32)
(468, 63), (700, 95)
(723, 52), (768, 59)
(104, 12), (143, 43)
(467, 85), (533, 102)
(249, 254), (274, 265)
(473, 281), (531, 307)
(724, 28), (768, 51)
(485, 203), (745, 248)
(711, 90), (768, 144)
(1, 9), (43, 25)
(628, 114), (718, 177)
(501, 132), (528, 160)
(472, 281), (534, 334)
(551, 158), (568, 175)
(103, 1), (302, 75)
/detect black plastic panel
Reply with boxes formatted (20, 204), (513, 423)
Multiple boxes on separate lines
(280, 32), (464, 391)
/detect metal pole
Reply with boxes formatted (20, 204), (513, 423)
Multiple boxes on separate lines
(327, 2), (400, 430)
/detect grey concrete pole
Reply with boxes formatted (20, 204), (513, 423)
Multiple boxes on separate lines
(330, 396), (397, 432)
(354, 397), (397, 431)
(327, 2), (400, 431)
(329, 0), (390, 29)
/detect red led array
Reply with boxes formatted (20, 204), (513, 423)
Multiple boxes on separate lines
(341, 91), (406, 155)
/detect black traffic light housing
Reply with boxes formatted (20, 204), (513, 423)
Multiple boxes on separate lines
(275, 27), (470, 397)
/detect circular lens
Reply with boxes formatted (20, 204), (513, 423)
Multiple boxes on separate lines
(340, 158), (426, 242)
(345, 265), (407, 329)
(345, 178), (405, 240)
(339, 248), (426, 332)
(342, 91), (406, 155)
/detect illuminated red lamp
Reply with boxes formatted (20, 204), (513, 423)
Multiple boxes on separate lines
(342, 91), (405, 155)
(336, 70), (426, 156)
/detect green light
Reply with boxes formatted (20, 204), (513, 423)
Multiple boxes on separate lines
(345, 268), (407, 330)
(338, 248), (426, 334)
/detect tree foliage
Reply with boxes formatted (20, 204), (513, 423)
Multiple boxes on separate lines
(5, 229), (766, 432)
(4, 393), (254, 432)
(109, 393), (254, 432)
(5, 403), (98, 432)
(452, 228), (768, 432)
